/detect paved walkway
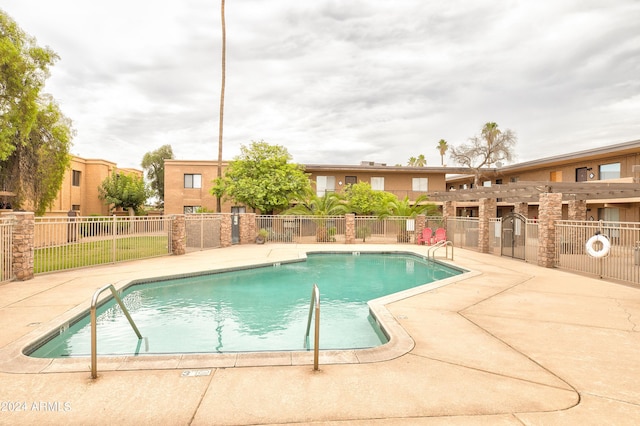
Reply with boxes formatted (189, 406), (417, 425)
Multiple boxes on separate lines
(0, 244), (639, 425)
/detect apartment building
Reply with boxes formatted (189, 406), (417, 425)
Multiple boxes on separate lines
(163, 159), (465, 215)
(46, 156), (143, 217)
(443, 139), (640, 221)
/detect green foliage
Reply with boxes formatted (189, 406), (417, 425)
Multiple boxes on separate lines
(0, 11), (72, 214)
(284, 192), (348, 217)
(141, 144), (173, 203)
(379, 195), (437, 218)
(343, 182), (396, 215)
(211, 140), (311, 214)
(437, 139), (448, 166)
(407, 154), (426, 167)
(98, 172), (152, 212)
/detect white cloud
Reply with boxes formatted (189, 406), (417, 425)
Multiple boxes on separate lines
(2, 0), (639, 169)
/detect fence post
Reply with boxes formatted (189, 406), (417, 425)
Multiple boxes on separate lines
(239, 213), (256, 244)
(171, 215), (186, 255)
(8, 212), (35, 281)
(220, 214), (232, 247)
(478, 198), (496, 253)
(345, 214), (355, 244)
(537, 193), (563, 268)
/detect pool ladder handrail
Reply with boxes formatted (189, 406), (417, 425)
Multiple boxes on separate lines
(91, 284), (142, 379)
(427, 240), (454, 261)
(304, 284), (320, 371)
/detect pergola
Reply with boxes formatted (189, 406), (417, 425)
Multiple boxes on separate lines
(429, 181), (640, 203)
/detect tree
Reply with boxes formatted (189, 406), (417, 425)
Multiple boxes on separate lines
(379, 194), (437, 242)
(415, 154), (427, 167)
(141, 144), (173, 205)
(216, 0), (227, 212)
(343, 182), (395, 215)
(98, 172), (152, 214)
(0, 11), (73, 214)
(449, 122), (517, 186)
(436, 139), (448, 166)
(284, 192), (348, 242)
(407, 156), (417, 167)
(211, 141), (311, 214)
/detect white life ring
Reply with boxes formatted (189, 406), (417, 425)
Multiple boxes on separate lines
(585, 234), (610, 258)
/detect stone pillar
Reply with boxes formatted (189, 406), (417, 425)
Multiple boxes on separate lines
(171, 215), (186, 256)
(9, 212), (35, 281)
(568, 200), (587, 221)
(537, 193), (563, 268)
(514, 202), (528, 218)
(478, 198), (496, 253)
(443, 201), (455, 219)
(239, 213), (256, 244)
(345, 214), (355, 244)
(415, 214), (426, 241)
(220, 214), (232, 247)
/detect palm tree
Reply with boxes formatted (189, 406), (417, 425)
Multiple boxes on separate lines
(379, 195), (437, 242)
(437, 139), (448, 166)
(415, 154), (427, 167)
(481, 122), (500, 166)
(284, 193), (349, 242)
(407, 156), (417, 167)
(216, 0), (227, 212)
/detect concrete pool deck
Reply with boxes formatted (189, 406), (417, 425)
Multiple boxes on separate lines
(0, 244), (639, 425)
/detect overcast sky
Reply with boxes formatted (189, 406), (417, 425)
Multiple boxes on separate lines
(3, 1), (639, 170)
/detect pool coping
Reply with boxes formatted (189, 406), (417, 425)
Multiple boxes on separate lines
(0, 249), (479, 374)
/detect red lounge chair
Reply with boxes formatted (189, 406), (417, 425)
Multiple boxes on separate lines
(434, 227), (447, 243)
(416, 228), (433, 245)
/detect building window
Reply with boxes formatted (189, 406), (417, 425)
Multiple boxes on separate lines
(184, 174), (202, 189)
(72, 170), (81, 186)
(316, 176), (336, 196)
(550, 171), (562, 182)
(510, 176), (519, 183)
(345, 176), (357, 185)
(412, 178), (428, 192)
(599, 163), (620, 180)
(482, 181), (492, 187)
(371, 177), (384, 190)
(495, 179), (503, 185)
(184, 206), (200, 213)
(72, 204), (80, 211)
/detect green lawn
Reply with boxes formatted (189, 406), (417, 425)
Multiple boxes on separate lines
(34, 236), (169, 273)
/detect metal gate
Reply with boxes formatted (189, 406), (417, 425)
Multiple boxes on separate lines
(501, 213), (526, 259)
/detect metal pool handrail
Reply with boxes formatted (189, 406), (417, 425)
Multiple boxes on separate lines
(427, 240), (454, 260)
(304, 284), (320, 371)
(91, 284), (142, 379)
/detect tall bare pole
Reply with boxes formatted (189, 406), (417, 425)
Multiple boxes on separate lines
(216, 0), (226, 212)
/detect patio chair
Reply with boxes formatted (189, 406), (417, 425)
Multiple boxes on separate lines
(434, 227), (447, 243)
(416, 228), (433, 245)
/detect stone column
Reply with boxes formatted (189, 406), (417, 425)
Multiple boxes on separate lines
(8, 212), (35, 281)
(443, 201), (455, 219)
(239, 213), (256, 244)
(568, 200), (587, 221)
(514, 202), (528, 218)
(537, 193), (563, 268)
(478, 198), (496, 253)
(171, 215), (186, 256)
(345, 214), (355, 244)
(220, 214), (232, 247)
(415, 214), (426, 239)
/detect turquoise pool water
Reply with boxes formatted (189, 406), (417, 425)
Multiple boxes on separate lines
(28, 253), (462, 358)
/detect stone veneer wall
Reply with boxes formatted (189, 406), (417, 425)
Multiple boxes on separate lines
(220, 214), (232, 247)
(478, 198), (496, 253)
(537, 193), (563, 268)
(514, 202), (528, 218)
(239, 213), (256, 244)
(568, 200), (587, 221)
(9, 212), (34, 281)
(345, 214), (355, 244)
(170, 215), (186, 255)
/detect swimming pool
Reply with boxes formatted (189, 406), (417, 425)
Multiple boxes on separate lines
(28, 252), (463, 358)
